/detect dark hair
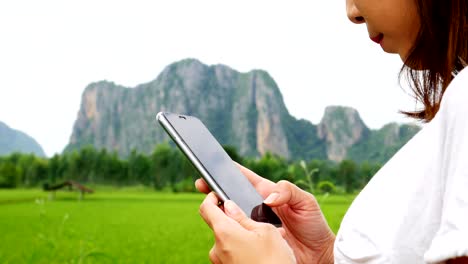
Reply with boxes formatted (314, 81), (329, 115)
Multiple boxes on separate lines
(400, 0), (468, 122)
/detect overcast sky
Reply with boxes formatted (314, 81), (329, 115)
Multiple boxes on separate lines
(0, 0), (420, 156)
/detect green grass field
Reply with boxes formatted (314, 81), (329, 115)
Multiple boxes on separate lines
(0, 188), (355, 263)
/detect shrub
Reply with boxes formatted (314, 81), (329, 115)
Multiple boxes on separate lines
(172, 177), (196, 193)
(317, 181), (336, 194)
(0, 162), (21, 188)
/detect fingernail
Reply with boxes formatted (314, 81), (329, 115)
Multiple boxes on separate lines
(264, 193), (279, 204)
(224, 200), (240, 216)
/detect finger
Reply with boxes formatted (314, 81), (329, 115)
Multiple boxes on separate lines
(235, 162), (276, 198)
(235, 162), (265, 186)
(263, 180), (317, 209)
(195, 178), (211, 194)
(199, 192), (230, 230)
(224, 200), (259, 231)
(197, 164), (276, 198)
(209, 245), (221, 264)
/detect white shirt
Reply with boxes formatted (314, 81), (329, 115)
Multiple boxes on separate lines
(334, 67), (468, 264)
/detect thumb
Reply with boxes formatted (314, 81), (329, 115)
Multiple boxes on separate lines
(263, 180), (317, 209)
(224, 200), (258, 231)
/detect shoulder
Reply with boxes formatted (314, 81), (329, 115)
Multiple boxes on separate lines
(436, 67), (468, 124)
(441, 67), (468, 109)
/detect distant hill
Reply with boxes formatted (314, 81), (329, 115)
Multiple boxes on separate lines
(0, 121), (46, 157)
(65, 58), (420, 163)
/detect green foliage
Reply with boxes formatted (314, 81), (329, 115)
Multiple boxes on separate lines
(172, 177), (196, 193)
(283, 117), (327, 161)
(337, 160), (357, 193)
(0, 161), (21, 188)
(223, 145), (243, 164)
(244, 152), (288, 182)
(294, 160), (319, 194)
(128, 149), (151, 185)
(358, 161), (382, 189)
(151, 142), (198, 190)
(317, 181), (337, 194)
(347, 123), (421, 163)
(0, 144), (383, 193)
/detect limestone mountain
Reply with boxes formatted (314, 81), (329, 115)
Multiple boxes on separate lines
(318, 106), (370, 162)
(66, 59), (303, 159)
(65, 59), (420, 163)
(348, 122), (421, 163)
(0, 121), (46, 157)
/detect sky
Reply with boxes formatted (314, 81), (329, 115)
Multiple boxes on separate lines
(0, 0), (420, 157)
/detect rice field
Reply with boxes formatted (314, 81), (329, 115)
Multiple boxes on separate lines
(0, 188), (355, 263)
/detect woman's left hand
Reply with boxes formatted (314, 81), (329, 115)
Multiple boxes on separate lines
(200, 192), (296, 264)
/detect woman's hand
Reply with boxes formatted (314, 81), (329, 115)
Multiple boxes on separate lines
(195, 163), (335, 264)
(200, 192), (296, 264)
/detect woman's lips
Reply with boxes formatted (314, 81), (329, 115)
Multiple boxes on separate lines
(370, 33), (384, 44)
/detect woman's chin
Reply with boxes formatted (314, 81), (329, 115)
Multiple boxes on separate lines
(379, 41), (400, 57)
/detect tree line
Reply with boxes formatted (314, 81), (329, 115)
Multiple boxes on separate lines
(0, 143), (382, 194)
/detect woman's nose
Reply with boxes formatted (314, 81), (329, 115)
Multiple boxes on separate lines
(346, 0), (365, 24)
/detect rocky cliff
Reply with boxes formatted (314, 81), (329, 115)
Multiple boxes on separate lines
(318, 106), (370, 162)
(66, 59), (293, 158)
(65, 59), (420, 163)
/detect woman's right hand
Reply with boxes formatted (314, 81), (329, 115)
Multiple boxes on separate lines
(195, 163), (335, 264)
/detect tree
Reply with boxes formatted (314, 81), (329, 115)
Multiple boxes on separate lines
(128, 149), (151, 186)
(48, 154), (61, 184)
(223, 145), (243, 164)
(247, 152), (288, 182)
(78, 146), (98, 182)
(94, 149), (110, 183)
(107, 151), (125, 185)
(0, 144), (380, 192)
(0, 161), (21, 188)
(17, 156), (49, 186)
(338, 160), (357, 193)
(17, 154), (36, 186)
(151, 143), (176, 189)
(358, 161), (382, 189)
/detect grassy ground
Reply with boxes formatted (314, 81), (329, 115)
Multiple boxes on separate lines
(0, 188), (355, 263)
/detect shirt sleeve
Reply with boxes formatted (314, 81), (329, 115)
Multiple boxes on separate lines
(424, 68), (468, 264)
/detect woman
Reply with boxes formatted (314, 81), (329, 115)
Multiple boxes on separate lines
(196, 0), (468, 263)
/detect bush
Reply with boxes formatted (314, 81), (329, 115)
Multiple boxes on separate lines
(0, 162), (21, 188)
(172, 177), (196, 193)
(317, 181), (336, 194)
